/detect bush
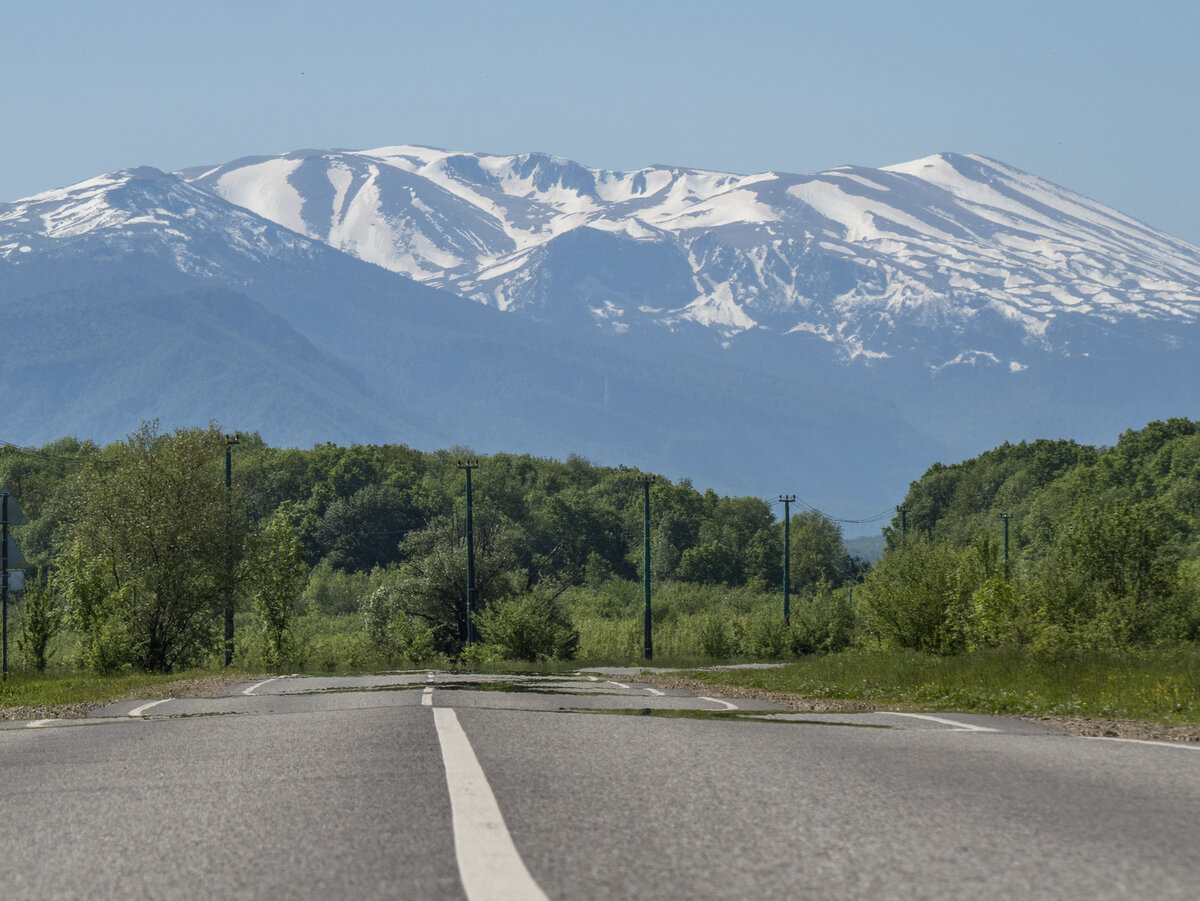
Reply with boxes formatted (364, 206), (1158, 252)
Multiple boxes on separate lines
(791, 585), (854, 655)
(858, 536), (967, 655)
(475, 591), (579, 662)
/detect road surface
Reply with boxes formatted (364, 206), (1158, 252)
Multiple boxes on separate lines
(1, 671), (1197, 899)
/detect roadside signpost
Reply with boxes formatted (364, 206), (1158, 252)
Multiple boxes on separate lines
(2, 487), (28, 680)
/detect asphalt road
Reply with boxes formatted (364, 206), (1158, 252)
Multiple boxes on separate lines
(1, 671), (1198, 900)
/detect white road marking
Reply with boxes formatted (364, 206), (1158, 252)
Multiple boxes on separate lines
(606, 680), (630, 689)
(1082, 735), (1200, 751)
(422, 686), (434, 707)
(880, 712), (998, 733)
(645, 687), (665, 696)
(26, 719), (56, 728)
(128, 699), (171, 717)
(701, 697), (738, 711)
(587, 676), (599, 682)
(242, 677), (282, 696)
(427, 671), (436, 682)
(432, 707), (550, 901)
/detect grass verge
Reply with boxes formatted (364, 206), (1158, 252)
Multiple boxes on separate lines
(668, 646), (1200, 724)
(0, 668), (263, 715)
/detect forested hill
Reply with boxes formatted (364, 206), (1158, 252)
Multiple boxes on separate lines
(863, 418), (1200, 654)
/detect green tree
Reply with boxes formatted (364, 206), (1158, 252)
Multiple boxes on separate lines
(18, 570), (63, 672)
(246, 512), (309, 667)
(394, 513), (527, 653)
(59, 423), (247, 672)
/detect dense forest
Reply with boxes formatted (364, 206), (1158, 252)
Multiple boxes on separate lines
(3, 417), (1199, 674)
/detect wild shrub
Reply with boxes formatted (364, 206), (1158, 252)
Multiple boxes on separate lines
(791, 584), (854, 654)
(858, 536), (967, 654)
(475, 590), (579, 662)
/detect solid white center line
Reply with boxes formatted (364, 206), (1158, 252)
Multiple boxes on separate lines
(242, 676), (282, 696)
(880, 712), (998, 733)
(701, 697), (738, 710)
(128, 699), (171, 717)
(422, 686), (434, 707)
(432, 707), (550, 901)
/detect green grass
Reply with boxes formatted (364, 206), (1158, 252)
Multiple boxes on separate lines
(671, 646), (1200, 724)
(0, 667), (258, 710)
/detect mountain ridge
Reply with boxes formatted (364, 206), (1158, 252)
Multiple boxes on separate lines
(4, 146), (1200, 533)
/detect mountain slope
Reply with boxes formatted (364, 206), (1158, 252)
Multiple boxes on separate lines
(185, 147), (1200, 371)
(0, 164), (943, 519)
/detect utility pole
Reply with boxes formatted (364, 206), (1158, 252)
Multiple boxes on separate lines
(458, 460), (479, 646)
(1001, 512), (1011, 576)
(0, 488), (24, 681)
(223, 433), (239, 667)
(778, 495), (796, 625)
(2, 491), (8, 681)
(636, 476), (654, 660)
(897, 505), (908, 546)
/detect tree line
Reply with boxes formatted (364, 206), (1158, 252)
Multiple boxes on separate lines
(8, 417), (1196, 675)
(856, 419), (1200, 654)
(2, 423), (862, 672)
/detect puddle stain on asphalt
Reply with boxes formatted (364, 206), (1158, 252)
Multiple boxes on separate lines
(292, 679), (620, 698)
(571, 707), (890, 727)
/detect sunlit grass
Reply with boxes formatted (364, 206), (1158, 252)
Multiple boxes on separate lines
(672, 646), (1200, 724)
(0, 667), (258, 710)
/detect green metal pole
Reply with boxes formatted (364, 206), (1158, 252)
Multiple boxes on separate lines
(1001, 512), (1010, 576)
(2, 492), (8, 681)
(639, 477), (653, 661)
(460, 461), (479, 646)
(223, 434), (238, 667)
(779, 495), (795, 625)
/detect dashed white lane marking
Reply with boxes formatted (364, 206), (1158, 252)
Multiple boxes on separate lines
(1082, 736), (1200, 751)
(427, 671), (436, 682)
(880, 712), (998, 733)
(606, 680), (630, 689)
(432, 706), (550, 901)
(26, 719), (56, 728)
(645, 687), (665, 697)
(242, 677), (282, 696)
(587, 676), (600, 682)
(422, 686), (434, 707)
(701, 697), (738, 711)
(128, 699), (171, 717)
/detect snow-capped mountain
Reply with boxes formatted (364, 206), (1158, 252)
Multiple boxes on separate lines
(185, 147), (1200, 369)
(4, 147), (1200, 529)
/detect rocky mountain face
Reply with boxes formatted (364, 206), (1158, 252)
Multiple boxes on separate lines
(4, 147), (1199, 528)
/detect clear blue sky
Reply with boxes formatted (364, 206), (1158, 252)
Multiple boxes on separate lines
(5, 0), (1199, 245)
